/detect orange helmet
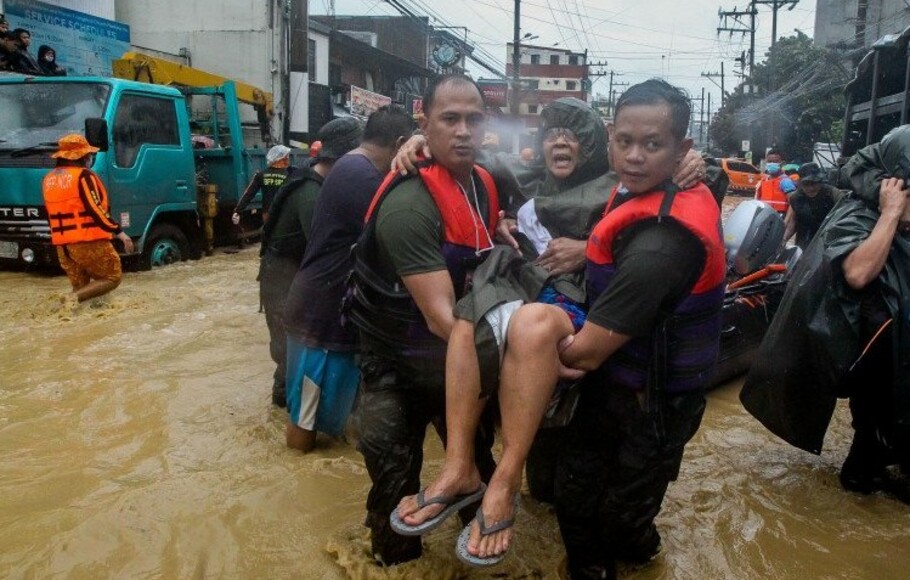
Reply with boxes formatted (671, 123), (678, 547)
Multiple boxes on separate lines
(308, 140), (322, 158)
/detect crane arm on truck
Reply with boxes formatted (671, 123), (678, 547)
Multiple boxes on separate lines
(111, 52), (273, 138)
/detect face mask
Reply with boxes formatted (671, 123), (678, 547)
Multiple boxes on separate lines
(765, 162), (780, 174)
(44, 54), (54, 62)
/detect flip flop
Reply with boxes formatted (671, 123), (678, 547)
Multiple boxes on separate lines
(389, 483), (487, 536)
(455, 497), (519, 567)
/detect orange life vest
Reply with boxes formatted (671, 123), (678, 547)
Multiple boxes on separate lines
(755, 175), (789, 213)
(42, 167), (112, 245)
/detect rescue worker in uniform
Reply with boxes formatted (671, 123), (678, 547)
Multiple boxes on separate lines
(755, 153), (796, 214)
(348, 75), (499, 566)
(232, 144), (294, 225)
(43, 134), (135, 306)
(556, 80), (726, 579)
(258, 118), (362, 408)
(783, 162), (845, 250)
(283, 108), (413, 449)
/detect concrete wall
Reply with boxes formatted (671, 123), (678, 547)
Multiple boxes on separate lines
(114, 0), (290, 142)
(815, 0), (910, 49)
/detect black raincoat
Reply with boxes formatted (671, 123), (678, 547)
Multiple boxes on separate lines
(740, 125), (910, 454)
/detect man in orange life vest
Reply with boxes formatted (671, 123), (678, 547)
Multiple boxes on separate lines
(43, 134), (134, 305)
(556, 79), (726, 579)
(348, 75), (499, 565)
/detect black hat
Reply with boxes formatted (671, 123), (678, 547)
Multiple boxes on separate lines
(316, 117), (362, 161)
(798, 162), (825, 183)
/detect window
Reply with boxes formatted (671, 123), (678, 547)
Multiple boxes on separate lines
(566, 81), (577, 91)
(569, 54), (579, 65)
(112, 94), (179, 168)
(527, 104), (538, 114)
(526, 79), (539, 90)
(729, 161), (760, 174)
(549, 54), (560, 65)
(308, 39), (316, 80)
(530, 54), (541, 64)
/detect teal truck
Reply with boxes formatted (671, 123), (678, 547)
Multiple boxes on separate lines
(0, 65), (273, 269)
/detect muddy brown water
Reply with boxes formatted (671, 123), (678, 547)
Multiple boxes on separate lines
(2, 233), (909, 578)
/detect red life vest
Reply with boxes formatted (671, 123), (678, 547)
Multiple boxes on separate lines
(351, 162), (500, 365)
(42, 167), (112, 245)
(755, 175), (789, 213)
(586, 183), (726, 393)
(366, 162), (499, 251)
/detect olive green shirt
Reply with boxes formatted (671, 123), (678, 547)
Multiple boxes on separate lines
(374, 177), (446, 285)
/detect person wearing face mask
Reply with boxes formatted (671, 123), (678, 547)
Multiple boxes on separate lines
(742, 124), (910, 502)
(37, 45), (66, 76)
(756, 149), (796, 214)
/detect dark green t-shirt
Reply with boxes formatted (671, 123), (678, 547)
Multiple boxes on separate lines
(374, 177), (447, 284)
(268, 178), (321, 248)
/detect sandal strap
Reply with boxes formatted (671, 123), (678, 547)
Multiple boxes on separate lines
(416, 485), (483, 509)
(475, 505), (516, 536)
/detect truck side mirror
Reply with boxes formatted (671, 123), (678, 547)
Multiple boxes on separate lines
(85, 118), (109, 152)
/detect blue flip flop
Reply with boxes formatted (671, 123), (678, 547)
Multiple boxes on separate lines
(455, 498), (519, 567)
(389, 483), (487, 536)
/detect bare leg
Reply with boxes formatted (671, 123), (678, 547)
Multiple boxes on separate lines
(469, 303), (574, 559)
(286, 422), (317, 453)
(73, 278), (120, 302)
(397, 318), (487, 525)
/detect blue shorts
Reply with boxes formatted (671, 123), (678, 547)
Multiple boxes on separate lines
(536, 285), (587, 332)
(286, 337), (360, 436)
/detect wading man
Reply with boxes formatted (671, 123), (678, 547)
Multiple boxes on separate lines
(43, 134), (134, 307)
(348, 75), (499, 566)
(556, 79), (726, 579)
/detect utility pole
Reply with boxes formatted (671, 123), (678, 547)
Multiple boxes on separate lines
(609, 80), (629, 119)
(751, 1), (799, 146)
(607, 70), (620, 116)
(511, 0), (521, 117)
(706, 91), (712, 151)
(700, 87), (706, 145)
(752, 0), (800, 47)
(287, 0), (308, 143)
(717, 4), (757, 82)
(701, 63), (726, 108)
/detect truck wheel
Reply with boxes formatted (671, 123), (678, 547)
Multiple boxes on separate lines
(142, 224), (189, 270)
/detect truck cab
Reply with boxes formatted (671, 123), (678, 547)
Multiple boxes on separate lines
(0, 74), (267, 269)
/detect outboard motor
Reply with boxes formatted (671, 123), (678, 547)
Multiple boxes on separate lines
(724, 200), (785, 276)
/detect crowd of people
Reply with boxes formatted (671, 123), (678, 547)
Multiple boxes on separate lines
(255, 75), (730, 578)
(0, 17), (67, 76)
(37, 63), (910, 577)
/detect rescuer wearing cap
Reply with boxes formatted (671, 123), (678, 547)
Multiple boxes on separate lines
(42, 134), (135, 307)
(232, 144), (294, 225)
(783, 162), (845, 250)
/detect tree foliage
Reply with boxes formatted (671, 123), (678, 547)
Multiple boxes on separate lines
(708, 31), (850, 162)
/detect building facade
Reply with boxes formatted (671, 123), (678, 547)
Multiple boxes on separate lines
(505, 43), (588, 127)
(815, 0), (910, 51)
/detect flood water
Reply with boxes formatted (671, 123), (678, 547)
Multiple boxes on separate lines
(2, 241), (910, 579)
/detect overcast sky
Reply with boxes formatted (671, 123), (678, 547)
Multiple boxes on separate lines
(311, 0), (817, 113)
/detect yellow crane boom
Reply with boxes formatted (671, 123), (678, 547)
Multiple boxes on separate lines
(112, 51), (274, 118)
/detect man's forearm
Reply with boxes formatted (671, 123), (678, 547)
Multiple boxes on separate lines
(842, 211), (900, 290)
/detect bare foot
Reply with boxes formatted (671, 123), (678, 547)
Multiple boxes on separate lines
(468, 478), (519, 559)
(397, 466), (482, 526)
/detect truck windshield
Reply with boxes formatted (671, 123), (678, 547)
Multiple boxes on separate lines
(0, 82), (111, 154)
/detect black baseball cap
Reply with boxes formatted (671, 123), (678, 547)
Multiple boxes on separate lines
(798, 162), (825, 183)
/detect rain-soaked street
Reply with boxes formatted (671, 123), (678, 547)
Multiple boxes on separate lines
(2, 245), (910, 579)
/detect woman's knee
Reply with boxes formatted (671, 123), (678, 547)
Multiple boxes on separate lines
(508, 304), (571, 347)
